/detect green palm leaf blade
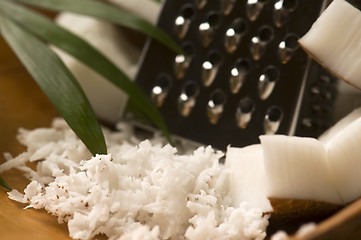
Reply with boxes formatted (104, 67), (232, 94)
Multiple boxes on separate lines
(0, 1), (172, 143)
(12, 0), (182, 54)
(0, 14), (107, 156)
(0, 176), (11, 191)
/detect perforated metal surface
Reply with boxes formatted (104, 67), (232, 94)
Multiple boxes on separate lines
(135, 0), (338, 149)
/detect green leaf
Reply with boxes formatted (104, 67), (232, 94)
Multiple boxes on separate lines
(12, 0), (182, 54)
(0, 176), (11, 191)
(0, 14), (107, 155)
(0, 1), (172, 143)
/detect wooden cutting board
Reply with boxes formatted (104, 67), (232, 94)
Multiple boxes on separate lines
(1, 34), (361, 240)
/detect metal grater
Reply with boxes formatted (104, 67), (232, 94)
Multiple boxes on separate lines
(134, 0), (338, 150)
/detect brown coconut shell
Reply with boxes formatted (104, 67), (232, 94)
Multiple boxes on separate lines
(266, 197), (343, 237)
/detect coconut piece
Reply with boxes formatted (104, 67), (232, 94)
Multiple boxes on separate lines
(318, 107), (361, 204)
(260, 135), (343, 205)
(226, 138), (343, 234)
(298, 0), (361, 89)
(54, 13), (141, 124)
(318, 107), (361, 143)
(106, 0), (161, 25)
(225, 145), (273, 213)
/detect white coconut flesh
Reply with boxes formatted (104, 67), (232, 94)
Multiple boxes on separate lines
(227, 107), (361, 212)
(226, 145), (273, 213)
(319, 107), (361, 204)
(299, 0), (361, 89)
(260, 135), (342, 205)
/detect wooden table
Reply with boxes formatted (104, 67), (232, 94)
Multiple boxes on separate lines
(0, 36), (71, 240)
(1, 33), (361, 240)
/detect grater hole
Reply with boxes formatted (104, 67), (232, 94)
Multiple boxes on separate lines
(236, 97), (255, 129)
(264, 66), (279, 82)
(302, 118), (313, 128)
(251, 25), (274, 60)
(151, 74), (172, 107)
(258, 26), (274, 42)
(235, 58), (251, 72)
(184, 81), (199, 98)
(174, 4), (195, 39)
(225, 18), (248, 53)
(207, 12), (221, 27)
(312, 105), (322, 114)
(208, 51), (222, 65)
(209, 89), (226, 106)
(258, 66), (280, 100)
(239, 97), (255, 113)
(178, 81), (199, 117)
(310, 85), (320, 95)
(181, 4), (195, 19)
(274, 0), (298, 27)
(174, 42), (195, 79)
(267, 106), (283, 122)
(207, 89), (227, 124)
(264, 106), (283, 134)
(279, 33), (299, 64)
(202, 51), (223, 87)
(199, 12), (222, 47)
(320, 75), (331, 83)
(283, 0), (298, 11)
(232, 19), (248, 35)
(322, 91), (334, 100)
(284, 34), (299, 50)
(183, 42), (195, 56)
(246, 0), (269, 22)
(230, 58), (251, 94)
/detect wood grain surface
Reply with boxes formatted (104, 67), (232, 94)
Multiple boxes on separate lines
(0, 36), (72, 240)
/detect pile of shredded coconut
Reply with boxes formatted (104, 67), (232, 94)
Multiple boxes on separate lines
(0, 119), (269, 240)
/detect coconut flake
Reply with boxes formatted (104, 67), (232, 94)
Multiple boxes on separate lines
(8, 189), (27, 203)
(1, 118), (268, 240)
(271, 222), (317, 240)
